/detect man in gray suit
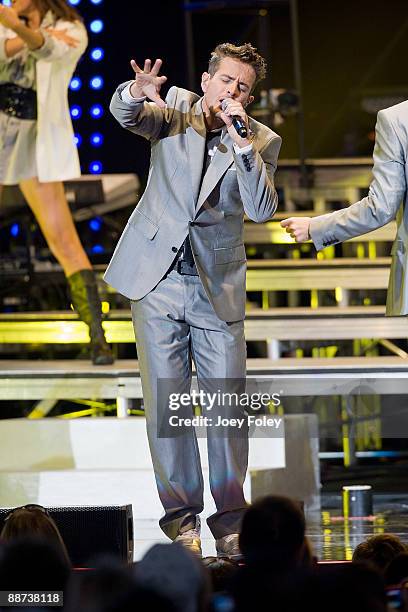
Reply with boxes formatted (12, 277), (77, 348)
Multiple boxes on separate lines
(105, 43), (281, 558)
(280, 101), (407, 315)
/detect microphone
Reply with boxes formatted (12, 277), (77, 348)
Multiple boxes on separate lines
(221, 100), (248, 139)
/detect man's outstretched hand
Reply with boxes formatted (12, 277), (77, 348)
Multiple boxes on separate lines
(280, 217), (311, 242)
(129, 58), (167, 109)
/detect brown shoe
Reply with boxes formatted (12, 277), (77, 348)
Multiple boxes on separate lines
(216, 533), (243, 561)
(174, 517), (202, 557)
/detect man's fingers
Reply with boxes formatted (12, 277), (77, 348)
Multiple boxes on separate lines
(150, 58), (163, 76)
(144, 58), (151, 72)
(130, 59), (143, 74)
(280, 218), (292, 228)
(219, 111), (233, 127)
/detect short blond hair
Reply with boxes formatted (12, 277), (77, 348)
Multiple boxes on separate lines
(208, 42), (267, 88)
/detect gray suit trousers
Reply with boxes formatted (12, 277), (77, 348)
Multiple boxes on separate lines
(131, 265), (249, 539)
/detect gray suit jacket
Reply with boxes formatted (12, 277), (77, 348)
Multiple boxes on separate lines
(104, 83), (282, 322)
(310, 100), (408, 316)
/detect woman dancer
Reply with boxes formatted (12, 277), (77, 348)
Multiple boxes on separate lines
(0, 0), (113, 364)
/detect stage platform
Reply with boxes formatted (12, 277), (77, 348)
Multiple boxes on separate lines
(1, 356), (408, 408)
(2, 306), (408, 345)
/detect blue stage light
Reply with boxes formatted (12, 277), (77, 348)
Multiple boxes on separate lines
(89, 217), (102, 232)
(90, 76), (103, 90)
(10, 223), (20, 237)
(70, 76), (82, 91)
(90, 104), (103, 118)
(91, 244), (105, 254)
(68, 0), (81, 5)
(90, 132), (103, 147)
(90, 19), (103, 33)
(74, 133), (82, 146)
(91, 47), (104, 62)
(90, 161), (103, 174)
(2, 1), (12, 6)
(90, 0), (103, 4)
(70, 105), (82, 119)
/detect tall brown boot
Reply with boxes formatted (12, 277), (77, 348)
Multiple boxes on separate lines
(67, 269), (114, 365)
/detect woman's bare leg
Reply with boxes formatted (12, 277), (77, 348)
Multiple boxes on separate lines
(19, 177), (91, 276)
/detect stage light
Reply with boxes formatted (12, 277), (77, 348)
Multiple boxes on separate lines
(68, 0), (81, 4)
(90, 76), (103, 90)
(90, 104), (103, 118)
(70, 105), (82, 119)
(74, 133), (82, 146)
(91, 47), (104, 62)
(90, 132), (103, 147)
(91, 244), (105, 254)
(90, 0), (103, 4)
(90, 161), (103, 174)
(70, 76), (82, 91)
(2, 1), (12, 6)
(10, 223), (20, 237)
(90, 19), (103, 33)
(89, 217), (102, 232)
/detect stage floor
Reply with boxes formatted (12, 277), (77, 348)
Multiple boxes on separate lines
(132, 495), (408, 562)
(308, 498), (408, 562)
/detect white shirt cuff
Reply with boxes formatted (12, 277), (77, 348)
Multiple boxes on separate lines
(233, 142), (253, 155)
(121, 83), (147, 105)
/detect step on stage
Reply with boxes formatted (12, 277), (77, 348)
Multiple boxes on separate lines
(2, 356), (408, 408)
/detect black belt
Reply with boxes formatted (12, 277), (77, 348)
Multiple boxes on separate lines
(174, 235), (199, 275)
(0, 83), (37, 120)
(176, 259), (199, 276)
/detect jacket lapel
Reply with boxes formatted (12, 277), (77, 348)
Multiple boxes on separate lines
(186, 98), (207, 209)
(195, 129), (234, 213)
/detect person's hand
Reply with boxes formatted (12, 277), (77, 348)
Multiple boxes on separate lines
(129, 58), (167, 109)
(46, 27), (79, 47)
(219, 98), (251, 147)
(0, 5), (21, 31)
(280, 217), (311, 242)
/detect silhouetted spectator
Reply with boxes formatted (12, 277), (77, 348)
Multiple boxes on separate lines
(1, 504), (70, 564)
(352, 534), (406, 573)
(134, 543), (210, 612)
(239, 495), (313, 569)
(296, 561), (387, 612)
(229, 495), (315, 611)
(202, 556), (239, 592)
(384, 552), (408, 586)
(0, 537), (70, 594)
(65, 554), (175, 612)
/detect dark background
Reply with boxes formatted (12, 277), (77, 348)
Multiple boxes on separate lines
(75, 0), (408, 182)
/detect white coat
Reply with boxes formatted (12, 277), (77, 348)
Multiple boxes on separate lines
(0, 13), (88, 182)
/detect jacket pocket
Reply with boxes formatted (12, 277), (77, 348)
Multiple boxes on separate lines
(128, 209), (159, 240)
(214, 244), (246, 265)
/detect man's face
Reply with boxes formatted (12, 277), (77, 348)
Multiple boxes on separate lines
(201, 57), (256, 116)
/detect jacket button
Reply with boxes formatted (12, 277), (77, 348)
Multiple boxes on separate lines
(172, 246), (178, 253)
(189, 221), (195, 226)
